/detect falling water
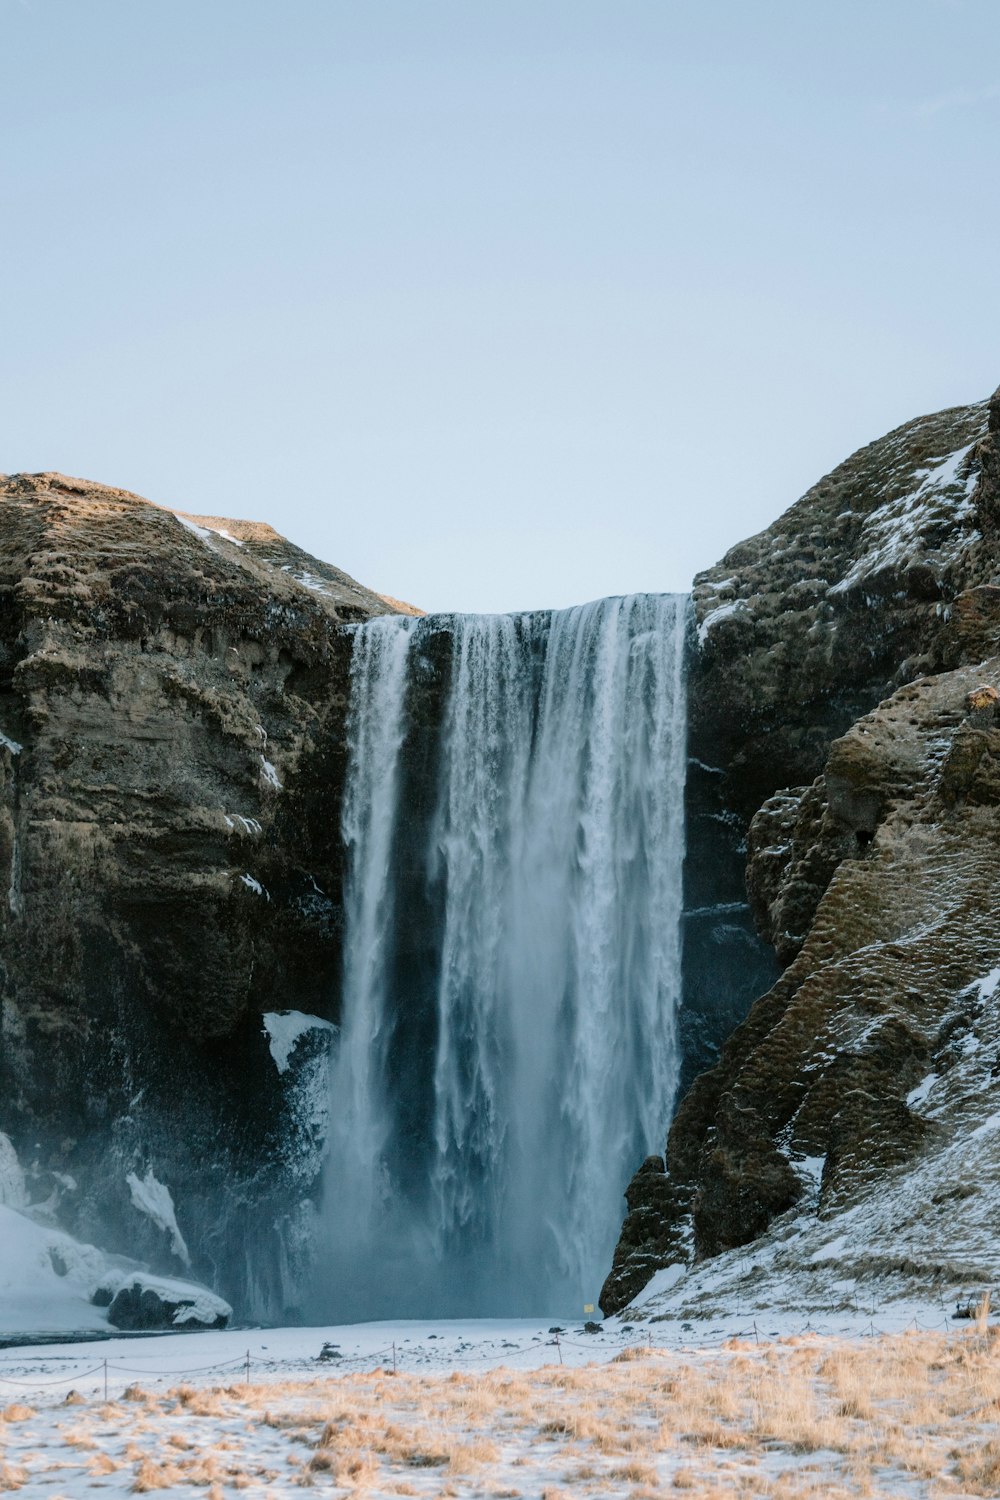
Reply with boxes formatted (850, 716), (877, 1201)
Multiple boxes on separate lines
(317, 595), (688, 1319)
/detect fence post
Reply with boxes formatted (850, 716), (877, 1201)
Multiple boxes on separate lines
(245, 1349), (251, 1384)
(392, 1341), (397, 1375)
(556, 1333), (563, 1366)
(103, 1359), (108, 1402)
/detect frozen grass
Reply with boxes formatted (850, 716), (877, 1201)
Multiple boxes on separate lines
(3, 1331), (1000, 1494)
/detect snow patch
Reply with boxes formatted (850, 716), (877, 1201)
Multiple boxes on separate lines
(263, 1010), (337, 1074)
(0, 729), (22, 755)
(172, 513), (214, 543)
(976, 967), (1000, 1002)
(226, 813), (262, 835)
(172, 513), (244, 547)
(203, 524), (243, 546)
(0, 1206), (116, 1334)
(260, 755), (283, 790)
(810, 1235), (848, 1264)
(796, 1155), (826, 1193)
(0, 1205), (233, 1337)
(294, 570), (333, 596)
(0, 1133), (26, 1209)
(631, 1262), (686, 1305)
(240, 873), (269, 899)
(907, 1073), (938, 1109)
(697, 600), (746, 646)
(125, 1170), (190, 1266)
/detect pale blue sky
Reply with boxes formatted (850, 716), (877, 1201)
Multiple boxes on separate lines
(3, 1), (998, 612)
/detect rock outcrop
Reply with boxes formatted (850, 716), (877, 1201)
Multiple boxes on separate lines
(0, 472), (397, 1319)
(603, 386), (1000, 1316)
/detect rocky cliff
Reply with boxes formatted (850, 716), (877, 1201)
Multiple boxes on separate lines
(5, 386), (998, 1337)
(603, 385), (1000, 1316)
(0, 472), (399, 1320)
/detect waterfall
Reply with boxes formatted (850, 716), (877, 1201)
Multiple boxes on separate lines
(317, 594), (688, 1320)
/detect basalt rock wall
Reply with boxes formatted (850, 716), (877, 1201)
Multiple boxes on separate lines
(603, 386), (1000, 1315)
(0, 473), (401, 1319)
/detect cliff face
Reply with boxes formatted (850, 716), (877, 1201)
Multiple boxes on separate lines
(603, 387), (1000, 1316)
(0, 473), (395, 1318)
(6, 390), (998, 1335)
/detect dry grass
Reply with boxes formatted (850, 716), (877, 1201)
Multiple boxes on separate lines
(58, 1422), (97, 1450)
(7, 1330), (1000, 1496)
(0, 1406), (34, 1424)
(87, 1452), (120, 1476)
(131, 1455), (185, 1492)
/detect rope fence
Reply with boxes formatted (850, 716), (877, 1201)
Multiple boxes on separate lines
(0, 1310), (978, 1396)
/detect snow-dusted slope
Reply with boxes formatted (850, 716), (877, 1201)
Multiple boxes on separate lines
(0, 1203), (230, 1338)
(630, 964), (1000, 1335)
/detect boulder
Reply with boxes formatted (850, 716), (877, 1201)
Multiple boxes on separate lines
(103, 1276), (231, 1331)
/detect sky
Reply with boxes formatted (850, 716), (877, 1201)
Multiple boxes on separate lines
(2, 1), (999, 614)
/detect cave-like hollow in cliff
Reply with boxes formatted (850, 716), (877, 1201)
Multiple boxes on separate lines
(308, 594), (690, 1320)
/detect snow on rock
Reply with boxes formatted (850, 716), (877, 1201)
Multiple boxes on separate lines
(0, 728), (21, 754)
(263, 1011), (337, 1075)
(795, 1154), (826, 1195)
(225, 812), (262, 835)
(906, 1073), (938, 1109)
(240, 872), (268, 899)
(171, 513), (244, 548)
(172, 513), (215, 544)
(810, 1234), (848, 1264)
(628, 953), (1000, 1335)
(203, 523), (243, 546)
(0, 1199), (233, 1337)
(125, 1169), (190, 1266)
(830, 439), (980, 595)
(0, 1144), (236, 1339)
(0, 1132), (26, 1209)
(259, 754), (283, 790)
(697, 599), (747, 646)
(294, 569), (333, 596)
(976, 967), (1000, 1001)
(97, 1270), (232, 1331)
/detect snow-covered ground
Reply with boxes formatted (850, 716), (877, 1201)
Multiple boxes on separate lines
(2, 1316), (1000, 1496)
(0, 1301), (970, 1390)
(2, 1174), (996, 1496)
